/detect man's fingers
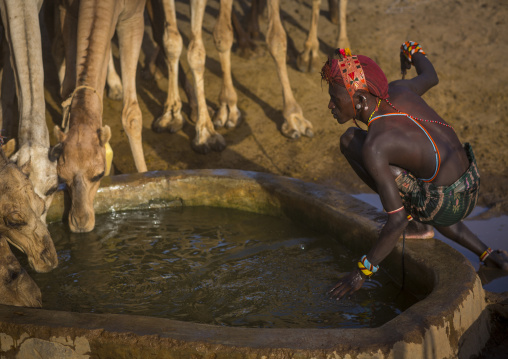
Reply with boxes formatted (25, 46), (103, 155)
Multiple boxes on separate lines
(329, 283), (351, 300)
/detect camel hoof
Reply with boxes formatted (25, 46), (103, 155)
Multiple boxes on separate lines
(297, 52), (310, 73)
(305, 128), (315, 138)
(225, 115), (242, 129)
(283, 128), (301, 140)
(151, 112), (183, 133)
(107, 86), (122, 101)
(191, 133), (226, 154)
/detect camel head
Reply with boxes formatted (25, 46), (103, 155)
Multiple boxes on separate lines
(0, 237), (42, 308)
(0, 150), (58, 273)
(51, 123), (111, 233)
(4, 140), (59, 222)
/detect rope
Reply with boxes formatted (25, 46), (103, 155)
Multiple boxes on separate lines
(61, 85), (103, 130)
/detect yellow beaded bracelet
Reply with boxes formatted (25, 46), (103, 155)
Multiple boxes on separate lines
(357, 261), (373, 277)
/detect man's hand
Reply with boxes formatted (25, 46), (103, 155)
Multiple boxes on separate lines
(400, 52), (412, 79)
(328, 268), (367, 300)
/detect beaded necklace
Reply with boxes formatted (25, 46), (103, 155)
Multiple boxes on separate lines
(369, 98), (382, 122)
(383, 98), (454, 130)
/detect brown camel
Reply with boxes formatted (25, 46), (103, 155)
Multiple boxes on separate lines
(149, 0), (313, 154)
(0, 144), (58, 273)
(232, 0), (349, 73)
(0, 236), (42, 307)
(50, 0), (147, 233)
(0, 0), (59, 222)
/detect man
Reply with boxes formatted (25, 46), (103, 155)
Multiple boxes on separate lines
(321, 43), (508, 300)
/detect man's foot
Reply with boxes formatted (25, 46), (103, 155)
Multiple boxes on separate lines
(477, 265), (508, 286)
(403, 221), (434, 240)
(484, 249), (508, 271)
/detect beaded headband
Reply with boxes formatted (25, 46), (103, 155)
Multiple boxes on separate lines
(336, 48), (369, 108)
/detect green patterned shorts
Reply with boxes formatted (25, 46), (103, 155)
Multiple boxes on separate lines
(395, 143), (480, 227)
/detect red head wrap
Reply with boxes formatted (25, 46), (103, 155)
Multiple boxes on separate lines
(321, 49), (389, 105)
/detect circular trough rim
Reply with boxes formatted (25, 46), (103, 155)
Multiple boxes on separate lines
(1, 169), (485, 357)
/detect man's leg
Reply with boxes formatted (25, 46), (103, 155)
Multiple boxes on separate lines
(340, 127), (434, 239)
(435, 222), (508, 270)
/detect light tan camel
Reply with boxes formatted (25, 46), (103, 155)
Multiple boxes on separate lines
(0, 236), (42, 307)
(0, 0), (59, 222)
(297, 0), (350, 73)
(50, 0), (147, 233)
(150, 0), (313, 154)
(0, 145), (58, 273)
(45, 0), (123, 102)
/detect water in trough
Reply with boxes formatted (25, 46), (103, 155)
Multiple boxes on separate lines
(28, 206), (418, 329)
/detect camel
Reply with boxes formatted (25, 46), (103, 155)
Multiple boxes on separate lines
(0, 236), (42, 307)
(297, 0), (350, 73)
(50, 0), (147, 233)
(149, 0), (313, 154)
(44, 0), (123, 102)
(0, 0), (59, 222)
(0, 144), (58, 273)
(232, 0), (349, 74)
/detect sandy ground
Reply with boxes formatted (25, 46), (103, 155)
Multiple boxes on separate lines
(36, 0), (506, 356)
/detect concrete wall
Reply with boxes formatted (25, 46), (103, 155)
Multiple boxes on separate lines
(0, 170), (489, 358)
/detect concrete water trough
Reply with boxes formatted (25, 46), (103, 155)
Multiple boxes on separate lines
(0, 170), (491, 358)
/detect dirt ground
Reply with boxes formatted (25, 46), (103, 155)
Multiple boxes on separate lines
(41, 0), (508, 217)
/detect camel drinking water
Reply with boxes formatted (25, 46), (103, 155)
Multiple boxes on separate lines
(0, 144), (58, 273)
(50, 0), (148, 233)
(0, 142), (57, 307)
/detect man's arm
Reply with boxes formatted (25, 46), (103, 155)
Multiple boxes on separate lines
(390, 43), (439, 96)
(329, 143), (409, 299)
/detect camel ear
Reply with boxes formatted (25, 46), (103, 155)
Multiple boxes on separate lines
(3, 139), (16, 158)
(53, 125), (67, 143)
(99, 125), (111, 146)
(48, 143), (63, 162)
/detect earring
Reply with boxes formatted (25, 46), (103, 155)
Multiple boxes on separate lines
(355, 104), (362, 110)
(364, 105), (369, 111)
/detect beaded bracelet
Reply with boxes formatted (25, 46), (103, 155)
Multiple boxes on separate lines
(400, 41), (426, 63)
(480, 248), (493, 263)
(358, 255), (379, 277)
(357, 261), (373, 277)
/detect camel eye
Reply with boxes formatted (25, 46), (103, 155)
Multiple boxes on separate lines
(91, 171), (105, 182)
(4, 213), (26, 229)
(10, 271), (19, 281)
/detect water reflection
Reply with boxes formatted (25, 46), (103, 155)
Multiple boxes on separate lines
(27, 207), (418, 328)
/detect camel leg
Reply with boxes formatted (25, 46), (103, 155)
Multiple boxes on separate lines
(297, 0), (321, 73)
(188, 0), (225, 154)
(58, 0), (78, 101)
(0, 35), (17, 139)
(328, 0), (338, 24)
(116, 10), (147, 172)
(212, 0), (241, 129)
(106, 49), (122, 101)
(266, 0), (314, 139)
(151, 0), (184, 134)
(231, 8), (253, 58)
(336, 0), (350, 49)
